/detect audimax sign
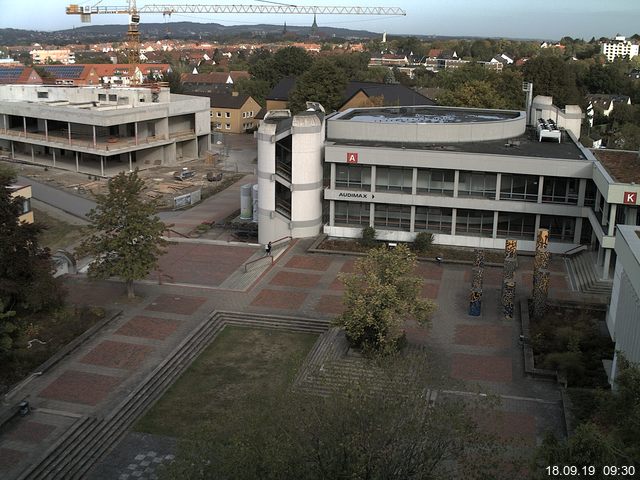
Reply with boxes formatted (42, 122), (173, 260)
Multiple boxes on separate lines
(338, 192), (371, 199)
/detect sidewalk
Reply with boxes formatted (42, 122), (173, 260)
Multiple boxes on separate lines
(163, 174), (256, 237)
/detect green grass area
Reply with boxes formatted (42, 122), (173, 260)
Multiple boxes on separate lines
(33, 207), (86, 251)
(134, 326), (318, 439)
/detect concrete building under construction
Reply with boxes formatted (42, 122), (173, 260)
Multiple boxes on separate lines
(0, 84), (211, 176)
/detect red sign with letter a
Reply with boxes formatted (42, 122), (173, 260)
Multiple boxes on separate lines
(346, 152), (358, 164)
(624, 191), (637, 205)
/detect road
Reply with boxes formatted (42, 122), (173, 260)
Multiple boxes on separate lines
(20, 175), (96, 220)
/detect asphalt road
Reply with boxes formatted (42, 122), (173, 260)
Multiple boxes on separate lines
(19, 175), (96, 220)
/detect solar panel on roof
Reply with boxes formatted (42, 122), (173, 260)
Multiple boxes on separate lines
(42, 65), (84, 79)
(0, 67), (23, 81)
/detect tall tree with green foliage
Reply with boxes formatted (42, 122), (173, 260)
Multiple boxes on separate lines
(249, 46), (312, 87)
(0, 165), (62, 315)
(77, 170), (167, 298)
(522, 55), (583, 107)
(288, 58), (349, 113)
(335, 244), (436, 355)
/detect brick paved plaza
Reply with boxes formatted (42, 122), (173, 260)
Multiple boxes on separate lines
(0, 233), (580, 479)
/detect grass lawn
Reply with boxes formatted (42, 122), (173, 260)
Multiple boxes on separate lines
(134, 326), (318, 439)
(34, 207), (86, 251)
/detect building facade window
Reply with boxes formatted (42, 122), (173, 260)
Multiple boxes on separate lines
(335, 165), (371, 190)
(542, 177), (578, 204)
(456, 209), (494, 236)
(376, 166), (412, 193)
(335, 201), (370, 226)
(500, 174), (539, 202)
(414, 206), (452, 233)
(21, 198), (31, 215)
(539, 215), (576, 242)
(216, 111), (221, 117)
(225, 112), (230, 118)
(225, 123), (231, 130)
(374, 203), (411, 230)
(496, 212), (536, 239)
(416, 168), (454, 196)
(584, 179), (597, 207)
(458, 171), (497, 198)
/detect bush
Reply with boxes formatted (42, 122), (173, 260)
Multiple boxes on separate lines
(359, 226), (377, 248)
(413, 232), (434, 254)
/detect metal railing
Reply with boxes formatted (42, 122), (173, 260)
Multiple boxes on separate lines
(562, 244), (588, 257)
(244, 254), (274, 272)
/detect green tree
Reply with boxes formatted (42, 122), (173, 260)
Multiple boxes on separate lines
(439, 79), (507, 109)
(0, 300), (17, 356)
(250, 46), (312, 87)
(335, 244), (436, 355)
(163, 353), (519, 480)
(77, 170), (167, 298)
(288, 58), (348, 113)
(233, 77), (270, 107)
(164, 69), (184, 94)
(522, 55), (583, 107)
(0, 165), (63, 314)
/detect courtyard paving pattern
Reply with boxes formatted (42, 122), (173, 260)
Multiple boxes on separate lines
(0, 236), (584, 479)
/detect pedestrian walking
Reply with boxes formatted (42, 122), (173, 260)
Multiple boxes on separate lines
(265, 241), (272, 256)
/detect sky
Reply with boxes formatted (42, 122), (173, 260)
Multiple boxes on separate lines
(1, 0), (639, 41)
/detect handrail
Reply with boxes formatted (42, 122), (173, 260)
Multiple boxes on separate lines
(562, 244), (587, 257)
(271, 235), (292, 248)
(164, 228), (189, 238)
(244, 254), (274, 272)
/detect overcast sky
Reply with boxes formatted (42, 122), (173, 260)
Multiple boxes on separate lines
(1, 0), (639, 40)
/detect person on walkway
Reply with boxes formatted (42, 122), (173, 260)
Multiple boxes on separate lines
(265, 241), (272, 256)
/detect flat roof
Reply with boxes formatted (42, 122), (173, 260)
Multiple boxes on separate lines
(591, 149), (640, 184)
(336, 106), (520, 124)
(330, 127), (587, 161)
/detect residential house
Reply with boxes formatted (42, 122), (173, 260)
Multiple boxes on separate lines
(8, 184), (33, 224)
(0, 66), (42, 85)
(587, 94), (632, 117)
(201, 92), (261, 133)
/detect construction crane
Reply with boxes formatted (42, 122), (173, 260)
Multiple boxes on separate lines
(66, 2), (406, 65)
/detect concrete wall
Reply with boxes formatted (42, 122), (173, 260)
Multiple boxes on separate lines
(531, 95), (583, 138)
(169, 114), (194, 135)
(328, 107), (526, 144)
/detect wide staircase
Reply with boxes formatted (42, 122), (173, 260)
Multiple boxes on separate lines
(565, 251), (613, 297)
(17, 311), (329, 480)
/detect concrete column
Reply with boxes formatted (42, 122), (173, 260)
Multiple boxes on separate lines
(411, 168), (417, 195)
(369, 202), (375, 227)
(625, 206), (637, 225)
(329, 200), (335, 226)
(75, 151), (79, 172)
(453, 170), (460, 198)
(603, 249), (612, 280)
(10, 141), (14, 158)
(68, 122), (72, 145)
(578, 178), (586, 206)
(370, 165), (376, 193)
(492, 211), (499, 238)
(410, 205), (416, 233)
(100, 156), (104, 177)
(134, 122), (139, 145)
(92, 125), (97, 147)
(330, 163), (335, 189)
(608, 204), (617, 236)
(495, 173), (501, 200)
(537, 175), (544, 203)
(44, 119), (48, 141)
(451, 208), (457, 236)
(22, 116), (27, 136)
(52, 148), (56, 167)
(2, 114), (6, 132)
(574, 217), (583, 244)
(30, 145), (34, 161)
(129, 152), (133, 171)
(534, 214), (541, 240)
(595, 189), (601, 212)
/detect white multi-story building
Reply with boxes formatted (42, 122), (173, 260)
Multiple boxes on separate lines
(30, 49), (76, 65)
(601, 35), (639, 62)
(0, 85), (211, 176)
(258, 96), (640, 282)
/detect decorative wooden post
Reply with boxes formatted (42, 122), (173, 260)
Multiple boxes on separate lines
(502, 239), (517, 319)
(532, 229), (550, 319)
(469, 249), (485, 316)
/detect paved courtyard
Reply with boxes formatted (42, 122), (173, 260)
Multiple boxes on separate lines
(0, 234), (581, 479)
